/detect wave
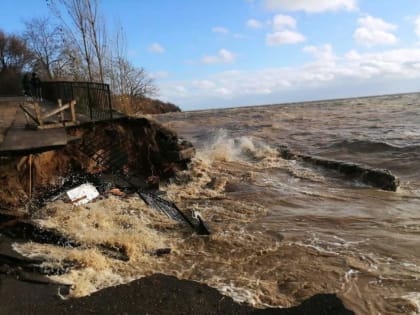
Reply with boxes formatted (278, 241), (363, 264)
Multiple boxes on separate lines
(197, 129), (279, 163)
(327, 139), (420, 153)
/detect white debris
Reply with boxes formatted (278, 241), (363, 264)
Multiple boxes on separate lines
(66, 183), (99, 206)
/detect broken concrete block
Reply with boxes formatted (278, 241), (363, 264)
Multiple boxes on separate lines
(66, 183), (99, 206)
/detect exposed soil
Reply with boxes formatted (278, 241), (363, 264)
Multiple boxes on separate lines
(0, 116), (194, 212)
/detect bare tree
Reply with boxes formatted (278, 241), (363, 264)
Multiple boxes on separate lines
(105, 20), (125, 91)
(107, 23), (156, 98)
(112, 57), (157, 97)
(0, 29), (32, 94)
(0, 30), (32, 71)
(109, 56), (157, 114)
(45, 0), (158, 107)
(58, 41), (86, 79)
(49, 0), (107, 82)
(23, 17), (69, 79)
(85, 0), (106, 82)
(48, 0), (93, 80)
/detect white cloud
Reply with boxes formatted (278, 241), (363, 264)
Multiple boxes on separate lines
(354, 15), (398, 46)
(192, 80), (216, 89)
(266, 30), (305, 45)
(272, 14), (297, 30)
(148, 43), (165, 53)
(247, 19), (263, 29)
(414, 15), (420, 37)
(159, 45), (420, 109)
(345, 49), (361, 60)
(149, 71), (170, 79)
(266, 14), (305, 46)
(303, 44), (335, 61)
(265, 0), (357, 13)
(212, 26), (229, 34)
(174, 85), (188, 95)
(202, 49), (236, 64)
(215, 87), (232, 95)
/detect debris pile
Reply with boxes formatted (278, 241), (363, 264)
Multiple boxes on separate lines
(0, 115), (211, 287)
(0, 116), (195, 212)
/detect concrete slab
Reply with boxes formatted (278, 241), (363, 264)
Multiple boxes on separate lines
(0, 97), (70, 155)
(0, 128), (68, 154)
(0, 96), (121, 156)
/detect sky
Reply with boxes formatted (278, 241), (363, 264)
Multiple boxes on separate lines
(2, 0), (420, 110)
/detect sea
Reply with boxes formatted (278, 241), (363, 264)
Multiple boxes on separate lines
(13, 93), (420, 315)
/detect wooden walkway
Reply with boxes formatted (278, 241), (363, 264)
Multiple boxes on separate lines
(0, 98), (20, 144)
(0, 97), (73, 155)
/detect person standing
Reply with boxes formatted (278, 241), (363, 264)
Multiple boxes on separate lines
(30, 72), (42, 100)
(22, 74), (31, 96)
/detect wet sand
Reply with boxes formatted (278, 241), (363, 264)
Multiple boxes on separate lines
(0, 273), (353, 314)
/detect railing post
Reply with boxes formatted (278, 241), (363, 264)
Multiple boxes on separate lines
(107, 84), (113, 119)
(34, 102), (43, 127)
(87, 82), (93, 120)
(70, 100), (77, 123)
(59, 82), (61, 102)
(58, 99), (64, 122)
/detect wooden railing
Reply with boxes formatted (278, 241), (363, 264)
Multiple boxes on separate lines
(20, 99), (78, 129)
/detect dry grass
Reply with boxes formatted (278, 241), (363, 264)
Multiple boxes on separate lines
(112, 95), (181, 115)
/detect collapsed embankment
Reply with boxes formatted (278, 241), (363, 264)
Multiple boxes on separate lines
(0, 116), (194, 212)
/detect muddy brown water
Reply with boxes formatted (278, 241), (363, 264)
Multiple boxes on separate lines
(11, 93), (420, 315)
(153, 93), (420, 315)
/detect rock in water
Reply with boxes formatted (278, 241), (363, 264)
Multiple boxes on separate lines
(278, 147), (400, 191)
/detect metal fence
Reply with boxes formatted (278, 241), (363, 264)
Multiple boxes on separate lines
(42, 81), (113, 121)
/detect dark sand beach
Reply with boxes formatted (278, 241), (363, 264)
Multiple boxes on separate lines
(0, 274), (353, 314)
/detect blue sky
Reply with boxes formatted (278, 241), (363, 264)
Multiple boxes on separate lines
(3, 1), (420, 110)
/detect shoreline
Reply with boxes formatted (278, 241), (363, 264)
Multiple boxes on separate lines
(179, 91), (420, 113)
(0, 273), (354, 314)
(0, 218), (354, 314)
